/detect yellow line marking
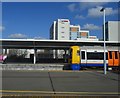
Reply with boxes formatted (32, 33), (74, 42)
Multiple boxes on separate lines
(1, 90), (54, 94)
(56, 91), (119, 95)
(1, 90), (119, 95)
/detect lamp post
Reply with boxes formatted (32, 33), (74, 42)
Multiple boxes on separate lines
(100, 8), (107, 74)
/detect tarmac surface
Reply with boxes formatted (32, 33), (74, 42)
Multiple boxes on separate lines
(1, 70), (119, 96)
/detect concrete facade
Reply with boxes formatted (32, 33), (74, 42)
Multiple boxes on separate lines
(50, 21), (56, 40)
(70, 25), (80, 40)
(50, 19), (70, 40)
(79, 30), (89, 38)
(105, 21), (119, 41)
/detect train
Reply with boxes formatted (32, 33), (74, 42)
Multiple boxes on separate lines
(68, 46), (120, 70)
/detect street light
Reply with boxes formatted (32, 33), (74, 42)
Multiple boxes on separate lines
(100, 8), (107, 74)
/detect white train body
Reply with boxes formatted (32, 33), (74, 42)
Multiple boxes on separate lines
(80, 46), (119, 67)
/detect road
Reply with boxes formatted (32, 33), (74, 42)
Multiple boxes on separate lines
(1, 70), (119, 96)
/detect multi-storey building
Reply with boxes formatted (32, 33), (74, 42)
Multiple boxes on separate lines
(50, 19), (98, 41)
(76, 30), (99, 41)
(50, 19), (70, 40)
(104, 21), (119, 41)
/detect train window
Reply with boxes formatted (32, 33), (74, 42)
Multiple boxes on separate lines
(77, 50), (80, 56)
(115, 51), (118, 59)
(81, 51), (85, 59)
(106, 53), (108, 60)
(109, 51), (112, 59)
(87, 52), (104, 60)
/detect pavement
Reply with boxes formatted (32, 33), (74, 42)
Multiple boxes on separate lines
(1, 70), (119, 96)
(1, 64), (65, 70)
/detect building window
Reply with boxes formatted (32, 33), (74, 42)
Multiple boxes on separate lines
(61, 22), (65, 24)
(61, 32), (64, 33)
(62, 36), (65, 38)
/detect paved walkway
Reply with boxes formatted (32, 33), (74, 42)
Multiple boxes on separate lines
(1, 70), (119, 96)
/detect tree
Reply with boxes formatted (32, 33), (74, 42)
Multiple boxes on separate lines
(8, 49), (28, 58)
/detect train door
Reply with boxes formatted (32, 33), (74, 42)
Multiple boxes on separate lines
(119, 52), (120, 66)
(108, 51), (113, 66)
(114, 51), (119, 66)
(81, 50), (87, 66)
(108, 51), (119, 67)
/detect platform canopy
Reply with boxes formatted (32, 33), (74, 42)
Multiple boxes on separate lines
(0, 39), (119, 49)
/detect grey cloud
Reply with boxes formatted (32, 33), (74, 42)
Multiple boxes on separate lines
(82, 23), (101, 30)
(8, 33), (27, 39)
(75, 14), (85, 19)
(87, 6), (118, 17)
(0, 26), (5, 32)
(67, 3), (77, 12)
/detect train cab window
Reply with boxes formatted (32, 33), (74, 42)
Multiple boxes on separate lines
(115, 51), (118, 59)
(81, 51), (85, 59)
(77, 50), (80, 56)
(109, 51), (112, 59)
(69, 49), (72, 58)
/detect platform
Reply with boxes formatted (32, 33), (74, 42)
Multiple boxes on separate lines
(1, 70), (119, 96)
